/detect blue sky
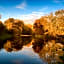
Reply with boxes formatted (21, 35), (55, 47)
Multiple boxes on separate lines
(0, 0), (64, 24)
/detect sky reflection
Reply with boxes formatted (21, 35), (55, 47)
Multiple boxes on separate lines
(0, 46), (47, 64)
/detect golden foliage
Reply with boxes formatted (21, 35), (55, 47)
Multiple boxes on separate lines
(33, 10), (64, 36)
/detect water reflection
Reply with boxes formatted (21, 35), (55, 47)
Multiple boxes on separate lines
(32, 38), (45, 53)
(3, 36), (32, 52)
(0, 36), (47, 64)
(32, 39), (64, 64)
(0, 36), (64, 64)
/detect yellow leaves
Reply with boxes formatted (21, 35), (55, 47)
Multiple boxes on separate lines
(4, 18), (24, 30)
(4, 40), (11, 48)
(6, 23), (12, 30)
(0, 21), (2, 24)
(4, 40), (12, 52)
(34, 10), (64, 36)
(39, 40), (64, 63)
(55, 9), (64, 16)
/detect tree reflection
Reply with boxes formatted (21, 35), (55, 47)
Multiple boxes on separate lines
(3, 36), (32, 52)
(21, 36), (32, 45)
(32, 39), (64, 64)
(32, 37), (45, 53)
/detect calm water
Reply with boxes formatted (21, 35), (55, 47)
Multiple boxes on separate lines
(0, 46), (47, 64)
(0, 36), (48, 64)
(0, 36), (63, 64)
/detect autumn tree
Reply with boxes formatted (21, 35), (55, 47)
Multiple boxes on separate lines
(33, 9), (64, 44)
(33, 19), (45, 35)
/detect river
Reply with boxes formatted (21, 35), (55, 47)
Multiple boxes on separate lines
(0, 46), (47, 64)
(0, 37), (64, 64)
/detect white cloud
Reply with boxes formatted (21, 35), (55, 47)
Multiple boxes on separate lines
(19, 11), (45, 24)
(14, 6), (49, 24)
(2, 6), (49, 24)
(16, 1), (26, 9)
(17, 6), (49, 24)
(1, 11), (45, 24)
